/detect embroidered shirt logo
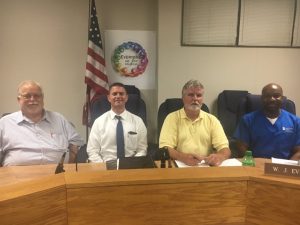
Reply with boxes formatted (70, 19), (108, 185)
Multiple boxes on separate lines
(282, 127), (294, 133)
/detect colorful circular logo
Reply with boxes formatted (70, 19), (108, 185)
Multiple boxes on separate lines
(112, 41), (148, 77)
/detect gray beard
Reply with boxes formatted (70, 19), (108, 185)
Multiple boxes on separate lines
(186, 104), (201, 111)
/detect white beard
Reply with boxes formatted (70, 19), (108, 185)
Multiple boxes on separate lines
(186, 104), (201, 111)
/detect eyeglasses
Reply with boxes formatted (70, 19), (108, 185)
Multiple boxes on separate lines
(19, 93), (43, 100)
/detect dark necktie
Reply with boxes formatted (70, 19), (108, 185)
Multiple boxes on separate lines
(115, 115), (125, 158)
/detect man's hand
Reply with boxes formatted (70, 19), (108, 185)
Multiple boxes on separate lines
(167, 147), (204, 166)
(179, 153), (204, 166)
(68, 144), (79, 163)
(290, 146), (300, 160)
(204, 148), (231, 166)
(204, 153), (225, 166)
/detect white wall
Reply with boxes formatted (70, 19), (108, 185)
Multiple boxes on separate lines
(0, 0), (157, 142)
(158, 0), (300, 116)
(1, 0), (300, 145)
(0, 0), (88, 138)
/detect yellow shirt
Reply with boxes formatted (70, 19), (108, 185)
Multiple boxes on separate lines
(159, 108), (228, 156)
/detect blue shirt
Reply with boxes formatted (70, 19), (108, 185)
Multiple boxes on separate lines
(234, 109), (300, 159)
(0, 110), (84, 166)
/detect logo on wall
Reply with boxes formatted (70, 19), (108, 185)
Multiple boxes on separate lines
(112, 41), (148, 77)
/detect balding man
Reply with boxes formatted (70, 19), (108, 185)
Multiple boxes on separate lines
(234, 83), (300, 160)
(0, 80), (83, 166)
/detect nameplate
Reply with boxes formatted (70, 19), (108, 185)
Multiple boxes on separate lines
(264, 163), (300, 178)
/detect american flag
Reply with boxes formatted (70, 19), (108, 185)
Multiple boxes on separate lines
(83, 0), (108, 126)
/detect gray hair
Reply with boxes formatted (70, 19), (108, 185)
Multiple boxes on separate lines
(182, 79), (204, 97)
(17, 80), (44, 96)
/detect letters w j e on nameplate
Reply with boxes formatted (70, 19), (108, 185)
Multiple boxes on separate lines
(264, 157), (300, 179)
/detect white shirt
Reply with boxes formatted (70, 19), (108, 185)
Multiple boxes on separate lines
(0, 111), (84, 166)
(87, 110), (147, 162)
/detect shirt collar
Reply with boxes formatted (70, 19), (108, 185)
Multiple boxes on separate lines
(109, 109), (128, 120)
(17, 110), (50, 124)
(179, 108), (203, 121)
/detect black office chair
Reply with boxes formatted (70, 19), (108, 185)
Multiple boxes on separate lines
(217, 90), (248, 139)
(1, 113), (11, 118)
(237, 94), (296, 121)
(90, 85), (147, 126)
(157, 98), (209, 140)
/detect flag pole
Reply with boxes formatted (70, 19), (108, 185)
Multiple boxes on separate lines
(85, 87), (90, 142)
(83, 0), (109, 142)
(85, 0), (92, 143)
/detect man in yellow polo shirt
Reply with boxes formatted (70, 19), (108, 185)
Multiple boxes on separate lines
(159, 80), (231, 166)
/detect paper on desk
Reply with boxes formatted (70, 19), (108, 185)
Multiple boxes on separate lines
(219, 158), (242, 167)
(175, 158), (242, 168)
(271, 157), (298, 166)
(175, 160), (210, 168)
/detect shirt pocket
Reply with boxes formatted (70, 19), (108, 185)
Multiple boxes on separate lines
(48, 130), (68, 149)
(126, 131), (138, 153)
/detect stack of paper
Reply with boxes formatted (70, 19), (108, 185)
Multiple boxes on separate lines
(271, 157), (299, 166)
(175, 158), (242, 168)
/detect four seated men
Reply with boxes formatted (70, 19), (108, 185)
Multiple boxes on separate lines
(1, 80), (299, 167)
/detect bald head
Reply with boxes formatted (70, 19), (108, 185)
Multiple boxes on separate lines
(261, 83), (283, 118)
(262, 83), (283, 96)
(17, 80), (44, 97)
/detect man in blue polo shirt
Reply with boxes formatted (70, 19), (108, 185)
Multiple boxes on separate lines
(233, 83), (300, 160)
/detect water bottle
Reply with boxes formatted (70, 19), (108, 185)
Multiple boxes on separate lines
(242, 150), (255, 167)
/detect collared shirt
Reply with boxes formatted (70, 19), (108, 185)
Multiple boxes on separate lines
(87, 110), (147, 162)
(159, 108), (228, 155)
(0, 111), (84, 166)
(233, 109), (300, 159)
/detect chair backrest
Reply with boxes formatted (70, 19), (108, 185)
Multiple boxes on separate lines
(90, 86), (147, 126)
(124, 85), (141, 96)
(237, 94), (296, 121)
(157, 98), (209, 140)
(217, 90), (248, 138)
(1, 113), (11, 118)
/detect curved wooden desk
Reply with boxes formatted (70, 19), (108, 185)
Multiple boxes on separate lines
(0, 159), (299, 225)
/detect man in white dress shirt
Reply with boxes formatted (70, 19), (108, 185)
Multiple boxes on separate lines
(87, 82), (147, 162)
(0, 80), (83, 166)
